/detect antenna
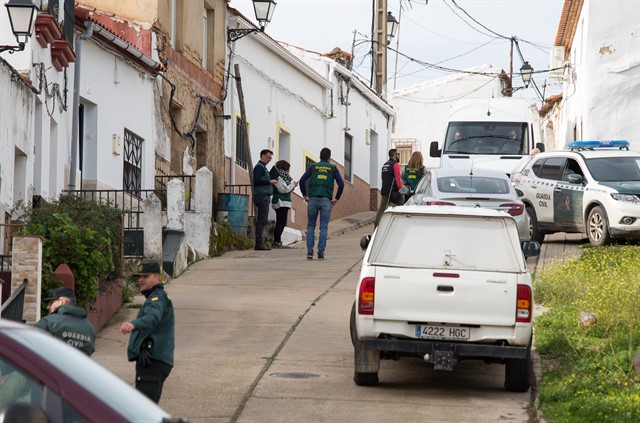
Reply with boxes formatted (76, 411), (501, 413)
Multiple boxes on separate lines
(486, 95), (491, 116)
(470, 158), (474, 176)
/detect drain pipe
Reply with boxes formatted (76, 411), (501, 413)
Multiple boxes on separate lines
(69, 22), (94, 190)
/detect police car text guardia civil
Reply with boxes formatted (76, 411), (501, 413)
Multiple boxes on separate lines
(513, 140), (640, 246)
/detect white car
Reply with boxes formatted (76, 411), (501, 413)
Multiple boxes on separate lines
(351, 206), (540, 392)
(513, 140), (640, 246)
(406, 167), (530, 241)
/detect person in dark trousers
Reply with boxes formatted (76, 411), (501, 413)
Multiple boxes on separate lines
(120, 261), (175, 404)
(36, 287), (96, 356)
(269, 160), (298, 247)
(253, 149), (277, 250)
(299, 148), (344, 259)
(375, 148), (404, 227)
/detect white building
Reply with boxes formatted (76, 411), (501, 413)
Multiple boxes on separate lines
(388, 65), (510, 168)
(542, 0), (640, 152)
(225, 9), (395, 232)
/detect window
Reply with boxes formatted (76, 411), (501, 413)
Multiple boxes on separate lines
(304, 156), (315, 171)
(539, 157), (566, 181)
(235, 118), (249, 170)
(344, 133), (353, 182)
(0, 359), (44, 410)
(123, 129), (143, 196)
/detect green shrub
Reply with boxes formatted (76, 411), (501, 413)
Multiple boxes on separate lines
(19, 195), (123, 308)
(534, 246), (640, 422)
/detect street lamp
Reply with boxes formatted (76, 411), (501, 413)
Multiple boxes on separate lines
(0, 0), (38, 53)
(228, 0), (277, 42)
(386, 11), (398, 44)
(520, 61), (533, 88)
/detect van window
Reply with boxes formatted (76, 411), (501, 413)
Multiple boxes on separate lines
(444, 122), (529, 155)
(370, 215), (522, 272)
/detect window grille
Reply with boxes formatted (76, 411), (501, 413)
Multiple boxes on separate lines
(123, 129), (143, 196)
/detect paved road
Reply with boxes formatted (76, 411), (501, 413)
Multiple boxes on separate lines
(95, 212), (578, 423)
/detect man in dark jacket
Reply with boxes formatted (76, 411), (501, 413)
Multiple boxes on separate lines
(120, 260), (174, 403)
(253, 149), (277, 250)
(36, 287), (96, 356)
(299, 148), (344, 259)
(374, 148), (404, 227)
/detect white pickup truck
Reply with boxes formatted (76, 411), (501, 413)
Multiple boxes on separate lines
(351, 205), (540, 392)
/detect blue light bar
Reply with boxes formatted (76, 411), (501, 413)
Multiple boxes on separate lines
(567, 140), (629, 149)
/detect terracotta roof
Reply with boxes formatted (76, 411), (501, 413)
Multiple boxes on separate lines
(539, 93), (563, 116)
(75, 4), (163, 74)
(554, 0), (584, 60)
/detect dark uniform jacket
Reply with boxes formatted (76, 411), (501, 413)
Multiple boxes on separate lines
(381, 158), (401, 195)
(253, 161), (273, 195)
(127, 284), (175, 367)
(299, 161), (345, 200)
(35, 305), (96, 356)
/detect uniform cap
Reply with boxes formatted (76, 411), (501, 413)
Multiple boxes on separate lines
(133, 260), (161, 276)
(44, 287), (76, 301)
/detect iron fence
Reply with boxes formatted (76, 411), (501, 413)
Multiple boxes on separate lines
(155, 175), (195, 211)
(0, 278), (27, 323)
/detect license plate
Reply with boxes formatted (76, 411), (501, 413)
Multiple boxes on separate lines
(416, 324), (469, 341)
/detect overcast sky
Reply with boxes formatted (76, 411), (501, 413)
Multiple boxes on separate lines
(229, 0), (566, 104)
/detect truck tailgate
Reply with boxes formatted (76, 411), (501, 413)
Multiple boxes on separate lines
(373, 266), (518, 326)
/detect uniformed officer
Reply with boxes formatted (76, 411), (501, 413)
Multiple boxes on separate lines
(375, 148), (404, 227)
(299, 147), (345, 259)
(120, 260), (175, 403)
(35, 287), (96, 356)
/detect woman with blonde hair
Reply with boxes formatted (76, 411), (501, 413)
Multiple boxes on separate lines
(402, 151), (426, 201)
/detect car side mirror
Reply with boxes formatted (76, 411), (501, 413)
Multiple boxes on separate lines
(0, 403), (49, 423)
(360, 235), (371, 251)
(535, 142), (545, 153)
(515, 188), (524, 198)
(429, 141), (441, 158)
(521, 241), (540, 258)
(566, 174), (584, 184)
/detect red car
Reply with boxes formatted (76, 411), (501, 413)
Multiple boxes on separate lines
(0, 318), (185, 423)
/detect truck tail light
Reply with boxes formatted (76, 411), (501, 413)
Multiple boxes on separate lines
(500, 203), (524, 216)
(516, 284), (532, 323)
(358, 277), (375, 315)
(425, 201), (456, 206)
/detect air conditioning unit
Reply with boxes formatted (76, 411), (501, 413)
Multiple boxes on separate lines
(549, 46), (567, 80)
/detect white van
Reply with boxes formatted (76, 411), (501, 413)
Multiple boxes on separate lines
(429, 98), (545, 175)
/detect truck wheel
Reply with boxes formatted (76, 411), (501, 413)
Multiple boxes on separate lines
(587, 206), (612, 246)
(354, 370), (379, 386)
(526, 206), (545, 244)
(349, 302), (357, 347)
(504, 355), (531, 392)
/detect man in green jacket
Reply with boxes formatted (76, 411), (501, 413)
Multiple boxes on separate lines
(120, 260), (175, 403)
(36, 287), (96, 356)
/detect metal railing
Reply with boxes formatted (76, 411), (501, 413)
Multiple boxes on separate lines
(1, 278), (28, 323)
(63, 189), (163, 230)
(155, 175), (195, 211)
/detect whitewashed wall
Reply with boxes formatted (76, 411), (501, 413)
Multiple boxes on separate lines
(550, 0), (640, 151)
(225, 29), (394, 197)
(0, 63), (35, 213)
(388, 65), (506, 168)
(79, 39), (158, 189)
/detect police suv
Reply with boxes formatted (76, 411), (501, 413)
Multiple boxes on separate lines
(513, 140), (640, 246)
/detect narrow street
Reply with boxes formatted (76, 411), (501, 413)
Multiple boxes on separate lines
(92, 215), (578, 423)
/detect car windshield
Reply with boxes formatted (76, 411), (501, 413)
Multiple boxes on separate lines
(5, 326), (172, 423)
(585, 156), (640, 181)
(443, 122), (529, 155)
(437, 176), (511, 194)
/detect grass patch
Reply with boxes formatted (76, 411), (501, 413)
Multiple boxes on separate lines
(534, 246), (640, 422)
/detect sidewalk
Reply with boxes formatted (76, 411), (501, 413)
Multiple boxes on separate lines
(92, 210), (585, 422)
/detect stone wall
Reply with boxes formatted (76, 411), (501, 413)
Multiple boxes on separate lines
(10, 236), (43, 324)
